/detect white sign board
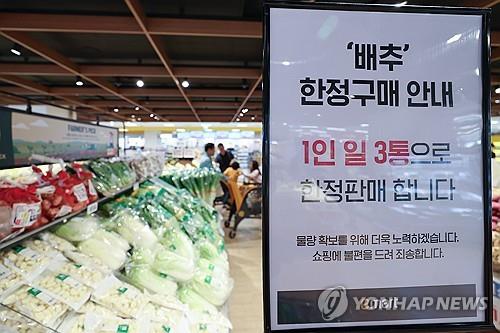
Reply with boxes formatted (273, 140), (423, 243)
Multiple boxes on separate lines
(265, 4), (490, 332)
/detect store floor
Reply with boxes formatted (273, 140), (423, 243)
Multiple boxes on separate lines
(225, 217), (263, 333)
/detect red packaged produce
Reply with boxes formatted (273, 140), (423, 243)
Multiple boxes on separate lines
(32, 165), (90, 222)
(72, 162), (98, 202)
(0, 180), (42, 241)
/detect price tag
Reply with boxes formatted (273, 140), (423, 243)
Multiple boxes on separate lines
(87, 202), (98, 215)
(133, 182), (139, 191)
(55, 205), (73, 218)
(73, 183), (88, 203)
(88, 180), (97, 196)
(16, 202), (42, 227)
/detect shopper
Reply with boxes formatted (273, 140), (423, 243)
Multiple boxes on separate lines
(223, 161), (241, 183)
(244, 160), (262, 184)
(199, 143), (215, 169)
(224, 161), (243, 206)
(215, 143), (234, 172)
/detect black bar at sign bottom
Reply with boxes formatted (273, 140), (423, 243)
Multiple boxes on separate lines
(278, 284), (478, 324)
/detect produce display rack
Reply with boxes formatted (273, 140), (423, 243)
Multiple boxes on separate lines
(0, 181), (143, 251)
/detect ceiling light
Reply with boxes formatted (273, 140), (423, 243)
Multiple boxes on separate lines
(236, 118), (240, 122)
(137, 117), (142, 121)
(136, 79), (144, 88)
(150, 113), (155, 118)
(495, 87), (500, 94)
(154, 116), (159, 120)
(134, 106), (140, 111)
(282, 61), (291, 66)
(251, 116), (255, 120)
(75, 76), (84, 86)
(239, 113), (244, 117)
(131, 115), (135, 118)
(10, 43), (21, 56)
(242, 108), (249, 113)
(113, 108), (119, 113)
(181, 80), (190, 88)
(496, 100), (500, 104)
(394, 1), (407, 7)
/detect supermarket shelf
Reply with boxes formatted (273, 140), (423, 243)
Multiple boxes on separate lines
(0, 181), (142, 251)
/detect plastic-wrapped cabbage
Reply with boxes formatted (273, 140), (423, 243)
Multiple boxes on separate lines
(152, 244), (195, 282)
(40, 232), (77, 252)
(77, 232), (128, 271)
(92, 229), (130, 252)
(197, 239), (229, 272)
(63, 250), (111, 274)
(148, 292), (189, 314)
(125, 248), (177, 296)
(158, 227), (195, 261)
(110, 209), (158, 249)
(198, 258), (229, 278)
(54, 215), (100, 242)
(177, 286), (218, 315)
(181, 213), (218, 243)
(189, 264), (234, 307)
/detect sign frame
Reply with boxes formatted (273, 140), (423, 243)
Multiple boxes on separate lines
(0, 106), (119, 169)
(262, 2), (493, 332)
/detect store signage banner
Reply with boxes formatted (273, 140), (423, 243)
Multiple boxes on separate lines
(0, 109), (118, 168)
(264, 3), (491, 332)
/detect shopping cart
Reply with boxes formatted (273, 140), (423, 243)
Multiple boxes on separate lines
(214, 180), (231, 208)
(224, 183), (262, 238)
